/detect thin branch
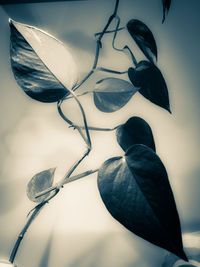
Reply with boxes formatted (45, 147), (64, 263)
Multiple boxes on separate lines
(36, 169), (99, 199)
(57, 101), (88, 146)
(112, 16), (137, 67)
(123, 45), (137, 67)
(97, 67), (127, 74)
(9, 189), (59, 263)
(94, 26), (125, 37)
(75, 124), (120, 132)
(61, 148), (90, 182)
(74, 0), (120, 92)
(112, 16), (123, 52)
(58, 102), (120, 132)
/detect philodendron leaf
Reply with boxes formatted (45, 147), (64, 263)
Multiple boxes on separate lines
(128, 60), (170, 112)
(127, 19), (157, 64)
(93, 77), (138, 113)
(162, 0), (172, 23)
(98, 144), (187, 261)
(10, 19), (78, 103)
(116, 116), (155, 152)
(27, 168), (55, 203)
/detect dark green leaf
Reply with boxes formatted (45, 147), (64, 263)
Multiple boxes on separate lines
(93, 77), (138, 113)
(10, 19), (78, 103)
(116, 116), (155, 152)
(162, 0), (171, 23)
(27, 168), (55, 203)
(128, 60), (170, 112)
(98, 144), (187, 261)
(127, 19), (157, 63)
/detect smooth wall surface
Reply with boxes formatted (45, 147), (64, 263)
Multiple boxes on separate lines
(0, 1), (200, 266)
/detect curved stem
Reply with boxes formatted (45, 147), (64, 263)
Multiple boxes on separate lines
(57, 101), (88, 146)
(123, 45), (137, 67)
(112, 16), (122, 52)
(58, 102), (120, 132)
(74, 0), (120, 92)
(112, 16), (137, 66)
(9, 1), (121, 264)
(9, 189), (59, 264)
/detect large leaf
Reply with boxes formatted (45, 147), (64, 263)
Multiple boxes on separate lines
(116, 116), (155, 152)
(127, 19), (157, 64)
(128, 60), (170, 112)
(98, 144), (187, 261)
(162, 0), (172, 23)
(10, 19), (78, 103)
(93, 77), (138, 113)
(27, 168), (55, 203)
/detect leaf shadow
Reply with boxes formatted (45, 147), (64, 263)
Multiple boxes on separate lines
(2, 5), (38, 25)
(63, 30), (96, 53)
(38, 230), (54, 267)
(68, 235), (111, 267)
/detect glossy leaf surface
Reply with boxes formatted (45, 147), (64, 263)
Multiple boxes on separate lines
(98, 144), (187, 260)
(27, 168), (55, 203)
(93, 77), (138, 113)
(127, 19), (157, 63)
(116, 116), (155, 152)
(128, 60), (170, 112)
(10, 19), (78, 102)
(162, 0), (172, 23)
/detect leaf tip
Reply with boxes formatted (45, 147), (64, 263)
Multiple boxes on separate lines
(167, 106), (172, 114)
(8, 18), (15, 27)
(180, 250), (189, 262)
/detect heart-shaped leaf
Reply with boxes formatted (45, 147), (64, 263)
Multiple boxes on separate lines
(98, 144), (187, 261)
(27, 168), (55, 203)
(127, 19), (157, 63)
(116, 116), (155, 152)
(93, 77), (138, 113)
(128, 60), (170, 112)
(10, 19), (78, 103)
(162, 0), (172, 23)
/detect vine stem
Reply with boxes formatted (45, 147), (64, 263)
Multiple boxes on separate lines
(112, 16), (137, 66)
(94, 26), (125, 37)
(36, 169), (99, 199)
(9, 0), (121, 264)
(58, 99), (120, 132)
(9, 189), (59, 264)
(73, 0), (120, 92)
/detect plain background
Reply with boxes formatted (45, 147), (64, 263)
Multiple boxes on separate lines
(0, 0), (200, 266)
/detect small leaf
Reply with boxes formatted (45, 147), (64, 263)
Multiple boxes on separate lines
(116, 116), (155, 152)
(162, 0), (172, 23)
(10, 19), (78, 103)
(93, 77), (138, 113)
(127, 19), (157, 63)
(27, 168), (55, 203)
(128, 60), (170, 112)
(98, 144), (187, 261)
